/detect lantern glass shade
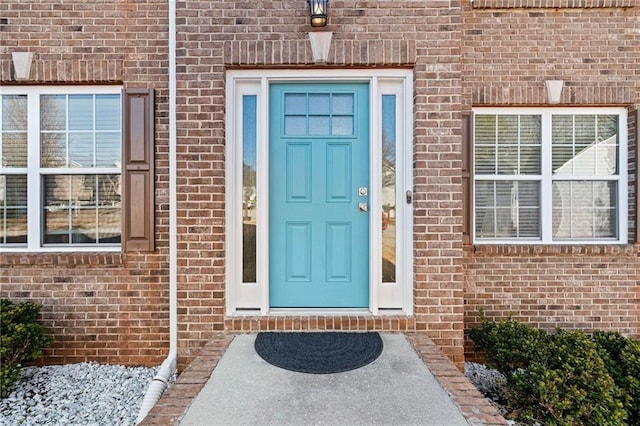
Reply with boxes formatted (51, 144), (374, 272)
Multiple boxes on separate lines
(309, 0), (328, 27)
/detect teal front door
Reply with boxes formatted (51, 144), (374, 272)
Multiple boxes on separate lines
(269, 83), (370, 308)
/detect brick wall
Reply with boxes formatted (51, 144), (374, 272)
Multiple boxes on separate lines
(462, 6), (639, 108)
(462, 3), (640, 355)
(464, 245), (640, 358)
(0, 253), (169, 365)
(0, 0), (171, 366)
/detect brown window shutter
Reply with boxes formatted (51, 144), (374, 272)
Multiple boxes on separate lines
(462, 111), (473, 245)
(122, 88), (155, 252)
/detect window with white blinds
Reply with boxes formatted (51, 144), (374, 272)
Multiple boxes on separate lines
(473, 108), (627, 244)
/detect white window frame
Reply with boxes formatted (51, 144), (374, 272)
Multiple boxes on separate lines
(225, 69), (414, 315)
(0, 86), (122, 252)
(472, 107), (628, 245)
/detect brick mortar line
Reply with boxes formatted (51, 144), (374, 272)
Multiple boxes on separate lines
(405, 333), (509, 426)
(140, 333), (236, 426)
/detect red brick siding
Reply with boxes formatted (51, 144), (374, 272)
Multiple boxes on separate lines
(0, 0), (171, 366)
(0, 253), (170, 365)
(464, 245), (640, 358)
(462, 6), (639, 107)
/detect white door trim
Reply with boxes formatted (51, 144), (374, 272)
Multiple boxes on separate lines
(225, 69), (414, 315)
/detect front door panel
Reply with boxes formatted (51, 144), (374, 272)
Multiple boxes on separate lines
(269, 83), (370, 308)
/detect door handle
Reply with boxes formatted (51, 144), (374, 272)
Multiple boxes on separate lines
(358, 203), (368, 212)
(406, 190), (412, 204)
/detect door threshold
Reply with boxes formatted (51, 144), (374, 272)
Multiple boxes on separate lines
(231, 308), (408, 316)
(269, 308), (372, 315)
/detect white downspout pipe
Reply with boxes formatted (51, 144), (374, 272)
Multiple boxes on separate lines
(136, 0), (178, 423)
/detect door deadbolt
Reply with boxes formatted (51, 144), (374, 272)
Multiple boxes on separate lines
(359, 187), (368, 196)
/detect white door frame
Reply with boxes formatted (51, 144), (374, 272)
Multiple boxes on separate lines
(225, 69), (414, 316)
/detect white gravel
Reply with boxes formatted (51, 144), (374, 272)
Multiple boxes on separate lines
(464, 361), (512, 420)
(0, 363), (157, 426)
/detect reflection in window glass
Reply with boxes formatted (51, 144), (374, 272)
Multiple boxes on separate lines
(1, 95), (28, 168)
(96, 133), (121, 167)
(2, 95), (28, 131)
(332, 116), (353, 136)
(381, 95), (396, 282)
(97, 174), (121, 244)
(552, 181), (617, 239)
(69, 95), (93, 131)
(552, 114), (618, 176)
(69, 133), (93, 167)
(98, 207), (121, 243)
(40, 133), (66, 167)
(43, 174), (121, 245)
(242, 95), (257, 283)
(551, 114), (619, 239)
(40, 95), (66, 131)
(0, 175), (28, 245)
(3, 133), (28, 168)
(41, 94), (121, 168)
(95, 95), (121, 131)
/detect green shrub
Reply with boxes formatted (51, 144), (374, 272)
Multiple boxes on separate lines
(508, 329), (626, 425)
(593, 331), (640, 425)
(467, 318), (634, 425)
(466, 315), (547, 375)
(0, 299), (52, 398)
(621, 341), (640, 425)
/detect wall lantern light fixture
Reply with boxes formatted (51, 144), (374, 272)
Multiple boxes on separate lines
(308, 0), (328, 27)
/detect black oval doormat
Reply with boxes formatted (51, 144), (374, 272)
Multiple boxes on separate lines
(254, 332), (383, 374)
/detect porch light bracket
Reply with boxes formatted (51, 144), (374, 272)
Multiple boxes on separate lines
(545, 80), (564, 104)
(11, 51), (35, 81)
(308, 0), (328, 27)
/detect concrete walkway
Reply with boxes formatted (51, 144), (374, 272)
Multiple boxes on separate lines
(141, 332), (507, 426)
(181, 334), (467, 426)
